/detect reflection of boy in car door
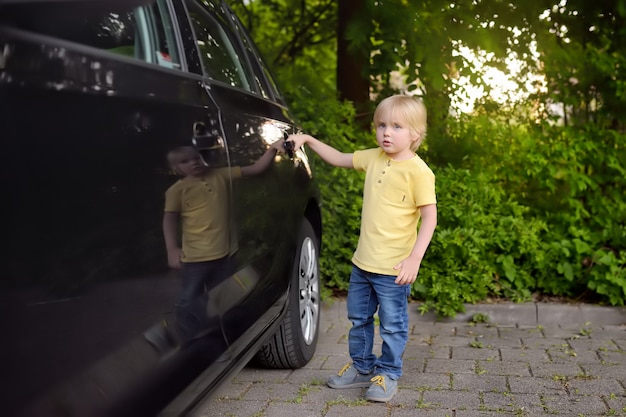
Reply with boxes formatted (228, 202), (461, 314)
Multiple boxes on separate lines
(163, 143), (284, 345)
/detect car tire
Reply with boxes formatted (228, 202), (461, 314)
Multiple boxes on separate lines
(255, 218), (320, 369)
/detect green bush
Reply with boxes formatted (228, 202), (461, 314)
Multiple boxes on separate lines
(499, 124), (626, 305)
(429, 117), (626, 312)
(416, 167), (547, 316)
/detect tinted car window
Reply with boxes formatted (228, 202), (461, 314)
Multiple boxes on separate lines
(0, 1), (181, 70)
(185, 0), (252, 90)
(150, 0), (183, 69)
(227, 11), (283, 102)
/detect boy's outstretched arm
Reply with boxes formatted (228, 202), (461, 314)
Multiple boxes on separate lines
(240, 140), (283, 177)
(288, 134), (353, 168)
(394, 204), (437, 285)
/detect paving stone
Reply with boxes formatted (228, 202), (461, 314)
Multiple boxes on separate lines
(480, 391), (519, 413)
(262, 401), (324, 417)
(498, 327), (545, 339)
(472, 335), (522, 348)
(198, 397), (267, 417)
(451, 346), (500, 360)
(389, 387), (420, 407)
(509, 392), (547, 415)
(567, 377), (625, 396)
(286, 368), (330, 386)
(508, 376), (568, 395)
(500, 347), (550, 363)
(401, 356), (427, 375)
(604, 394), (626, 416)
(211, 379), (251, 400)
(315, 337), (347, 351)
(324, 403), (388, 417)
(464, 303), (538, 325)
(589, 327), (626, 340)
(539, 324), (583, 339)
(231, 367), (291, 383)
(392, 407), (457, 417)
(323, 354), (353, 371)
(541, 393), (608, 415)
(449, 410), (512, 417)
(413, 322), (460, 337)
(457, 324), (501, 338)
(546, 346), (602, 364)
(302, 384), (364, 405)
(318, 331), (350, 346)
(478, 360), (532, 377)
(400, 371), (450, 389)
(580, 363), (626, 378)
(424, 358), (476, 374)
(452, 374), (507, 393)
(431, 335), (479, 347)
(529, 362), (584, 378)
(455, 411), (520, 417)
(421, 390), (481, 409)
(403, 344), (450, 360)
(239, 381), (302, 402)
(521, 337), (572, 350)
(568, 337), (621, 351)
(301, 352), (327, 369)
(599, 349), (626, 364)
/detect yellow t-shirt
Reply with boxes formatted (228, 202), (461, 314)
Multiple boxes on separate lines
(351, 148), (436, 276)
(164, 167), (242, 262)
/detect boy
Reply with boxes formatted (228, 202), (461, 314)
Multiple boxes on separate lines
(287, 95), (437, 402)
(163, 142), (284, 344)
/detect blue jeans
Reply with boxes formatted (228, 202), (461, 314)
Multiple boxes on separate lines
(347, 265), (410, 380)
(176, 256), (233, 342)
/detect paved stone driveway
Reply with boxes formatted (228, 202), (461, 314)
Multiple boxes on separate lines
(201, 300), (626, 416)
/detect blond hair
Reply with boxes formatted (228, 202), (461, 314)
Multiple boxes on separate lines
(373, 95), (427, 151)
(166, 146), (199, 175)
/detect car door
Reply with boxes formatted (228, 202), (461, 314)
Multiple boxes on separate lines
(180, 0), (301, 351)
(0, 1), (233, 415)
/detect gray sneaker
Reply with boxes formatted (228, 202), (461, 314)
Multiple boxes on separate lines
(365, 375), (397, 402)
(327, 363), (374, 389)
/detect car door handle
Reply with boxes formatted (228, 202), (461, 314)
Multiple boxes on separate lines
(192, 121), (225, 150)
(282, 131), (294, 158)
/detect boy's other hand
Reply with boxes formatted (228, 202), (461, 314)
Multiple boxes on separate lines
(393, 257), (421, 285)
(167, 248), (182, 269)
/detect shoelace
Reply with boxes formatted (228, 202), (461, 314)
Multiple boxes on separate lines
(369, 375), (387, 392)
(337, 363), (351, 376)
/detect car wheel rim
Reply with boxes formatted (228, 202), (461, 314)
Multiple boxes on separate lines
(298, 236), (319, 345)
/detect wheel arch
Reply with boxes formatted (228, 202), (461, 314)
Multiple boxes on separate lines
(304, 197), (322, 251)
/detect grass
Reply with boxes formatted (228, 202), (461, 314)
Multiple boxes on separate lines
(470, 312), (490, 324)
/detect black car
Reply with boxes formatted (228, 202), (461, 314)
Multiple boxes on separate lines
(0, 0), (322, 415)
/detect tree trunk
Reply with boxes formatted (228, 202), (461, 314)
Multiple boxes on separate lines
(337, 0), (371, 128)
